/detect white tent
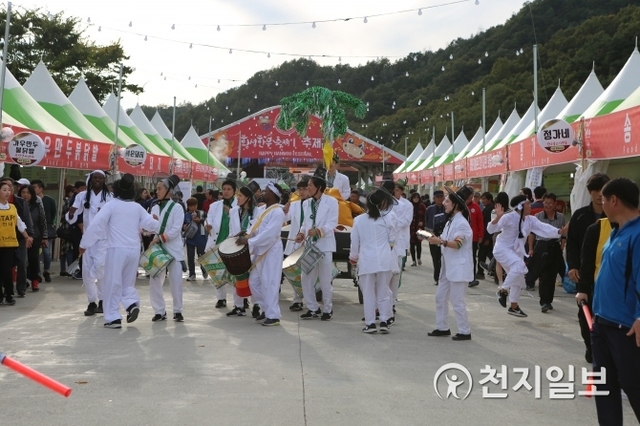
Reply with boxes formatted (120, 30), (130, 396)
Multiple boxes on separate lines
(465, 115), (506, 157)
(433, 130), (469, 167)
(418, 135), (451, 171)
(582, 47), (640, 118)
(514, 86), (569, 143)
(406, 138), (435, 172)
(394, 143), (423, 173)
(558, 69), (604, 123)
(494, 102), (538, 150)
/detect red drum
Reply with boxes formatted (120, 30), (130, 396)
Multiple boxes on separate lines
(218, 237), (252, 276)
(234, 272), (251, 297)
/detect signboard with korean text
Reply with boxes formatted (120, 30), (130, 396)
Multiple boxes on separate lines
(8, 132), (46, 166)
(536, 119), (574, 154)
(123, 144), (147, 167)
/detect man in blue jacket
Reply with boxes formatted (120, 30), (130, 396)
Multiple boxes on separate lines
(591, 177), (640, 424)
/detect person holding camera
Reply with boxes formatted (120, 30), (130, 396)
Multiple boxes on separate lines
(183, 197), (208, 281)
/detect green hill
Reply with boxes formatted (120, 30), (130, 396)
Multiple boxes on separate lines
(143, 0), (640, 155)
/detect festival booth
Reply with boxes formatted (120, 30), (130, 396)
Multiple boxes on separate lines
(180, 126), (225, 183)
(414, 136), (451, 193)
(461, 116), (505, 192)
(200, 105), (403, 186)
(433, 130), (469, 185)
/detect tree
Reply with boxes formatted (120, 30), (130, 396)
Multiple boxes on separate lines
(0, 6), (142, 102)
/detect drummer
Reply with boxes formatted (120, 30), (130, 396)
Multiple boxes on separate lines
(205, 173), (238, 310)
(149, 175), (186, 322)
(236, 182), (286, 326)
(295, 167), (339, 321)
(226, 182), (260, 317)
(283, 177), (310, 312)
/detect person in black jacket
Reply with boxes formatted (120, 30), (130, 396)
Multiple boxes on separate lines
(566, 173), (609, 363)
(31, 179), (56, 282)
(19, 185), (48, 292)
(477, 192), (495, 279)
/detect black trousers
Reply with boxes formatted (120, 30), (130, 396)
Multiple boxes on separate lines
(186, 244), (206, 276)
(429, 244), (441, 282)
(472, 241), (478, 277)
(591, 320), (640, 425)
(15, 244), (27, 295)
(537, 241), (565, 306)
(410, 243), (422, 262)
(26, 238), (42, 282)
(0, 247), (15, 298)
(477, 240), (493, 267)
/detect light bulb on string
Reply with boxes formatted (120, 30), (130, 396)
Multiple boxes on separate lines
(87, 17), (91, 23)
(441, 65), (445, 71)
(485, 51), (489, 57)
(262, 24), (266, 31)
(144, 35), (147, 41)
(195, 84), (198, 88)
(338, 56), (341, 62)
(189, 43), (193, 49)
(450, 54), (453, 60)
(129, 21), (132, 27)
(230, 112), (233, 116)
(188, 76), (191, 80)
(371, 76), (375, 81)
(254, 94), (257, 99)
(218, 79), (220, 83)
(229, 49), (232, 54)
(338, 79), (341, 84)
(475, 0), (479, 4)
(418, 9), (422, 15)
(225, 106), (228, 110)
(248, 108), (251, 112)
(363, 17), (368, 23)
(267, 53), (270, 58)
(478, 59), (482, 64)
(164, 76), (166, 81)
(516, 51), (519, 56)
(366, 102), (369, 107)
(414, 56), (418, 61)
(217, 25), (221, 31)
(275, 81), (278, 86)
(306, 81), (309, 86)
(160, 72), (163, 76)
(471, 91), (475, 96)
(418, 99), (422, 105)
(520, 48), (524, 53)
(405, 71), (409, 77)
(312, 22), (316, 28)
(171, 24), (175, 30)
(98, 26), (101, 32)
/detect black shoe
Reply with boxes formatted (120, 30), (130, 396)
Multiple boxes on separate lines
(452, 333), (472, 341)
(226, 307), (246, 317)
(243, 299), (250, 309)
(262, 318), (280, 326)
(17, 293), (25, 298)
(497, 290), (508, 308)
(252, 304), (261, 318)
(96, 300), (103, 314)
(475, 272), (485, 280)
(5, 296), (15, 305)
(173, 313), (184, 322)
(72, 270), (82, 280)
(126, 304), (140, 323)
(43, 271), (51, 282)
(526, 286), (535, 291)
(289, 302), (304, 311)
(60, 271), (71, 277)
(181, 260), (187, 273)
(379, 321), (389, 334)
(300, 309), (321, 320)
(84, 302), (97, 316)
(479, 261), (490, 273)
(585, 349), (593, 364)
(215, 299), (227, 309)
(468, 280), (479, 288)
(104, 319), (122, 329)
(255, 312), (266, 322)
(321, 312), (332, 321)
(508, 306), (527, 317)
(388, 317), (396, 327)
(152, 313), (167, 322)
(428, 329), (451, 337)
(541, 303), (552, 313)
(362, 324), (377, 333)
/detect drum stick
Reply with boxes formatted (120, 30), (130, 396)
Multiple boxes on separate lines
(0, 353), (72, 397)
(579, 300), (593, 331)
(281, 237), (297, 241)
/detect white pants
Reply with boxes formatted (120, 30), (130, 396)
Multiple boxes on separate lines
(149, 260), (183, 315)
(389, 255), (404, 303)
(360, 271), (393, 324)
(216, 283), (230, 301)
(83, 241), (106, 303)
(103, 247), (140, 323)
(248, 249), (282, 320)
(301, 251), (333, 313)
(500, 260), (526, 304)
(436, 263), (470, 334)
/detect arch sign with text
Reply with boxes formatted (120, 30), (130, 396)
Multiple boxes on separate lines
(8, 132), (46, 166)
(536, 119), (574, 154)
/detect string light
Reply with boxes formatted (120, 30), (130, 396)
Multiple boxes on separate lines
(306, 81), (309, 86)
(418, 9), (422, 15)
(262, 24), (266, 31)
(129, 21), (132, 27)
(254, 94), (257, 99)
(371, 76), (375, 81)
(189, 43), (192, 49)
(98, 26), (101, 32)
(485, 51), (489, 57)
(363, 17), (368, 23)
(478, 59), (482, 64)
(312, 22), (316, 28)
(229, 49), (232, 54)
(338, 78), (341, 84)
(217, 25), (221, 31)
(275, 81), (279, 86)
(441, 65), (445, 71)
(267, 52), (270, 58)
(144, 35), (147, 41)
(171, 24), (175, 30)
(405, 71), (409, 77)
(450, 54), (453, 60)
(87, 17), (91, 23)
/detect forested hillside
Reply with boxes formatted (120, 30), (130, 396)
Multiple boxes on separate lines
(143, 0), (640, 154)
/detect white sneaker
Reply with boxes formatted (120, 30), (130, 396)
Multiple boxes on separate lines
(186, 274), (197, 281)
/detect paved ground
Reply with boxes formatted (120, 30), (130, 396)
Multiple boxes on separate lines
(0, 257), (636, 426)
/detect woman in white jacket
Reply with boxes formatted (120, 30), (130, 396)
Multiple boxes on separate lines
(427, 187), (474, 341)
(350, 189), (397, 334)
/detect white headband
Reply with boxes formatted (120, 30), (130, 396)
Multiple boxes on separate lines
(515, 200), (526, 211)
(267, 181), (281, 198)
(86, 170), (106, 186)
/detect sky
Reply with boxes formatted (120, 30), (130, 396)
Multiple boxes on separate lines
(23, 0), (530, 111)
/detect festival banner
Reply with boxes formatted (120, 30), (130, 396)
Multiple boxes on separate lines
(443, 163), (455, 182)
(466, 147), (508, 178)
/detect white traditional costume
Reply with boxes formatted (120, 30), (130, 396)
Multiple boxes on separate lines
(246, 201), (285, 321)
(205, 197), (238, 303)
(66, 170), (112, 308)
(350, 211), (396, 327)
(81, 196), (159, 326)
(299, 192), (339, 316)
(149, 197), (185, 319)
(487, 208), (563, 304)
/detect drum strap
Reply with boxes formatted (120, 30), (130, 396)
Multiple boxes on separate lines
(157, 201), (176, 251)
(248, 204), (280, 238)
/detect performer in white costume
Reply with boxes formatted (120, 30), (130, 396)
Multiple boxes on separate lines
(427, 187), (474, 341)
(226, 183), (260, 317)
(295, 167), (339, 321)
(487, 194), (567, 318)
(66, 170), (112, 316)
(236, 182), (285, 326)
(80, 174), (159, 329)
(283, 177), (309, 311)
(149, 175), (186, 322)
(350, 189), (396, 334)
(387, 177), (412, 322)
(326, 153), (351, 201)
(204, 174), (238, 309)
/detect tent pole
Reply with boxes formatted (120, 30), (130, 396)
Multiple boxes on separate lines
(0, 1), (11, 125)
(236, 131), (241, 177)
(53, 167), (65, 263)
(170, 96), (176, 174)
(112, 63), (123, 176)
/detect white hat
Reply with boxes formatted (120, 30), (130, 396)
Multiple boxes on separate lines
(17, 178), (30, 185)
